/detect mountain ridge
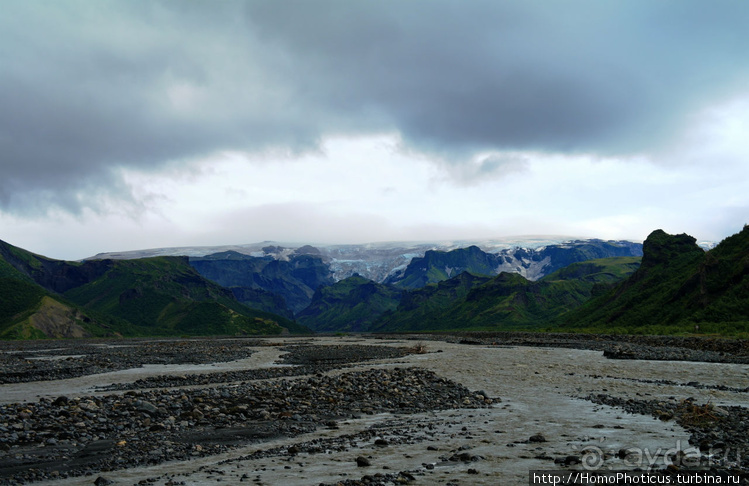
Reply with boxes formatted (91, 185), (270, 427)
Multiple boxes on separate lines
(85, 236), (642, 283)
(180, 239), (643, 318)
(373, 257), (643, 333)
(558, 226), (749, 335)
(0, 239), (304, 339)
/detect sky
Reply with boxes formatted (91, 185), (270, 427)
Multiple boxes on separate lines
(2, 1), (749, 260)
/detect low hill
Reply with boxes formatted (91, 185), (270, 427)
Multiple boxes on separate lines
(0, 240), (305, 339)
(559, 227), (749, 336)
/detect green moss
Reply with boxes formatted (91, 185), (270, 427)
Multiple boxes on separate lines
(556, 227), (749, 336)
(374, 257), (641, 333)
(297, 275), (401, 332)
(2, 241), (301, 339)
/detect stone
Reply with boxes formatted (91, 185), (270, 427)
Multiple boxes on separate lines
(135, 400), (159, 415)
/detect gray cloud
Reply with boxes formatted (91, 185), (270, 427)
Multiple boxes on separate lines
(2, 0), (749, 214)
(440, 153), (530, 186)
(245, 0), (749, 154)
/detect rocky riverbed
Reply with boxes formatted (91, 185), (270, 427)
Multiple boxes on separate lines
(0, 334), (748, 485)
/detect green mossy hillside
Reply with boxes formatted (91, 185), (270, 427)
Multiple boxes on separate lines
(61, 256), (299, 336)
(371, 272), (492, 332)
(559, 227), (749, 336)
(0, 239), (305, 339)
(296, 275), (402, 332)
(374, 257), (641, 332)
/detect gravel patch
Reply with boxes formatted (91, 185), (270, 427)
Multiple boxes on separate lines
(0, 339), (260, 384)
(389, 332), (749, 364)
(1, 334), (747, 485)
(0, 367), (491, 483)
(586, 393), (749, 475)
(94, 344), (416, 392)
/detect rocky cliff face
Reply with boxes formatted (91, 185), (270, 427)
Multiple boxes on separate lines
(640, 229), (704, 269)
(385, 240), (643, 288)
(88, 237), (644, 284)
(384, 246), (498, 289)
(189, 252), (334, 314)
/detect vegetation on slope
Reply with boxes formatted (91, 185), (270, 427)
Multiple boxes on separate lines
(387, 246), (498, 289)
(63, 257), (301, 336)
(559, 227), (749, 336)
(371, 272), (492, 332)
(296, 275), (402, 332)
(1, 240), (305, 339)
(189, 251), (334, 314)
(374, 257), (641, 332)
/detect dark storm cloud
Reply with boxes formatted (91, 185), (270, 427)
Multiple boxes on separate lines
(245, 0), (749, 154)
(2, 0), (748, 213)
(0, 1), (328, 214)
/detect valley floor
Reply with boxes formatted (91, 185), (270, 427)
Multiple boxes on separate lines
(1, 334), (747, 485)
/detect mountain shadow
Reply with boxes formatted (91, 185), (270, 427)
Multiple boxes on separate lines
(189, 250), (334, 315)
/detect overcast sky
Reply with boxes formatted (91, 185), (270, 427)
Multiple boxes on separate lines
(2, 1), (749, 260)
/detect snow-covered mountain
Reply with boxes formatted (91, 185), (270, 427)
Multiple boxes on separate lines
(86, 236), (641, 283)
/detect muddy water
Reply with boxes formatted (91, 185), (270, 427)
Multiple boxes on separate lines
(19, 337), (749, 486)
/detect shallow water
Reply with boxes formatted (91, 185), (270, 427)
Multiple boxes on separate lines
(9, 337), (748, 486)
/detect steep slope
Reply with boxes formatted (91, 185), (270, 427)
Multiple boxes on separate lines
(228, 287), (294, 319)
(295, 275), (402, 332)
(1, 239), (304, 338)
(189, 251), (334, 314)
(0, 242), (117, 338)
(89, 238), (644, 285)
(63, 257), (300, 336)
(385, 240), (643, 288)
(498, 240), (643, 279)
(385, 246), (498, 289)
(0, 275), (91, 339)
(370, 272), (492, 332)
(560, 227), (749, 335)
(374, 257), (640, 332)
(0, 239), (112, 293)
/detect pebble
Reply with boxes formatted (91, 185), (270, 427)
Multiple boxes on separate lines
(0, 363), (491, 483)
